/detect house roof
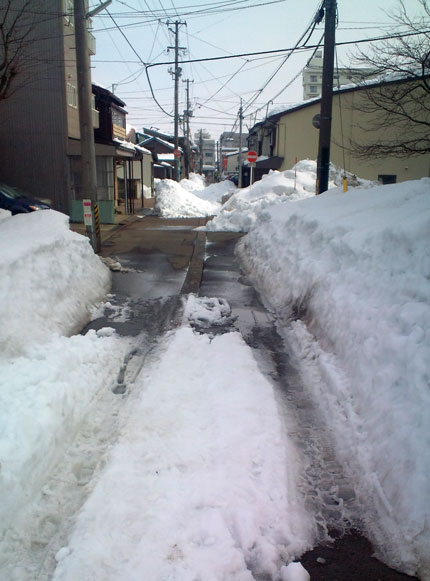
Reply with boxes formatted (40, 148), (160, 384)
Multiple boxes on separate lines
(92, 83), (126, 108)
(140, 136), (178, 150)
(143, 127), (174, 141)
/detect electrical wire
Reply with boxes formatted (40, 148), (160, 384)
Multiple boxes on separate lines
(242, 0), (324, 113)
(104, 7), (175, 118)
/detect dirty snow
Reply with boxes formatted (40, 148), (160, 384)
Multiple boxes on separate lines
(237, 176), (430, 578)
(1, 162), (429, 581)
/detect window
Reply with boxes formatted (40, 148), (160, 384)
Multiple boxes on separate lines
(310, 85), (318, 93)
(204, 152), (212, 158)
(67, 83), (78, 108)
(91, 95), (99, 129)
(112, 109), (125, 128)
(310, 75), (317, 82)
(378, 174), (397, 185)
(64, 0), (73, 25)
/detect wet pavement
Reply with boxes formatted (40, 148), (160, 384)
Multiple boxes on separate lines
(84, 214), (417, 581)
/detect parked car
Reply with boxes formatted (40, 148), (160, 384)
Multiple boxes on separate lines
(0, 183), (51, 214)
(222, 173), (239, 186)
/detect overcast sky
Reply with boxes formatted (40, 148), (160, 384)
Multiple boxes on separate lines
(90, 0), (426, 142)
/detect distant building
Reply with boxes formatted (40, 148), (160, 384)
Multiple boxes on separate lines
(302, 50), (375, 100)
(194, 130), (216, 178)
(219, 132), (248, 152)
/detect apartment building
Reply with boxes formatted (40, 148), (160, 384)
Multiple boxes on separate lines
(0, 0), (136, 219)
(302, 50), (375, 100)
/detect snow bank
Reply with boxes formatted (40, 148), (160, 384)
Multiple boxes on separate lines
(53, 316), (314, 580)
(154, 176), (237, 217)
(178, 172), (207, 192)
(0, 209), (11, 221)
(0, 210), (128, 545)
(206, 160), (374, 232)
(0, 329), (129, 540)
(237, 178), (430, 578)
(0, 210), (110, 357)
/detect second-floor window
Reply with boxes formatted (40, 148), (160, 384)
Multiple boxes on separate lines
(67, 83), (78, 108)
(310, 85), (318, 93)
(64, 0), (74, 25)
(310, 75), (317, 82)
(112, 109), (125, 128)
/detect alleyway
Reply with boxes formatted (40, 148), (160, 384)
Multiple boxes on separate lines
(85, 213), (416, 580)
(2, 212), (419, 580)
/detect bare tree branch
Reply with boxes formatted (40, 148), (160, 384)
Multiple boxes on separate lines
(350, 0), (430, 157)
(0, 0), (37, 102)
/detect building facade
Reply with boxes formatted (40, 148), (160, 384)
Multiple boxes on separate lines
(249, 76), (430, 185)
(0, 0), (137, 220)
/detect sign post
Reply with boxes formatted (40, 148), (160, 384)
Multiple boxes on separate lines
(173, 148), (181, 180)
(247, 150), (258, 185)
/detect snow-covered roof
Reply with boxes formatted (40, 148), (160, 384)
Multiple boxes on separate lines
(113, 138), (151, 155)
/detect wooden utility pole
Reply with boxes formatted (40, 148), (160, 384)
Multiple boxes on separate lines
(237, 99), (243, 188)
(183, 78), (193, 178)
(168, 21), (185, 181)
(74, 0), (111, 251)
(199, 129), (203, 173)
(316, 0), (337, 195)
(74, 0), (99, 251)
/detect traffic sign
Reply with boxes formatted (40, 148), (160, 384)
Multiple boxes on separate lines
(173, 148), (181, 158)
(247, 150), (258, 163)
(83, 199), (92, 226)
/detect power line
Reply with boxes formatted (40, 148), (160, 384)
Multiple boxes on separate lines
(143, 29), (430, 69)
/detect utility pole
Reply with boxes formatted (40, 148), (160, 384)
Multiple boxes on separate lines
(168, 21), (185, 181)
(237, 99), (243, 188)
(74, 0), (111, 252)
(183, 78), (193, 179)
(199, 129), (203, 174)
(219, 134), (224, 176)
(316, 0), (337, 195)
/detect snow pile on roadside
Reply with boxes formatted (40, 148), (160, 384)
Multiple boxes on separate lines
(192, 179), (238, 204)
(0, 209), (11, 221)
(0, 210), (110, 357)
(0, 329), (129, 542)
(206, 160), (374, 232)
(0, 210), (128, 546)
(237, 178), (430, 578)
(178, 173), (237, 204)
(53, 307), (314, 581)
(155, 176), (237, 217)
(178, 172), (207, 192)
(155, 178), (220, 217)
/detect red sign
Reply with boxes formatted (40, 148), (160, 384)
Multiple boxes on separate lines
(247, 150), (258, 163)
(222, 156), (228, 169)
(173, 148), (181, 158)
